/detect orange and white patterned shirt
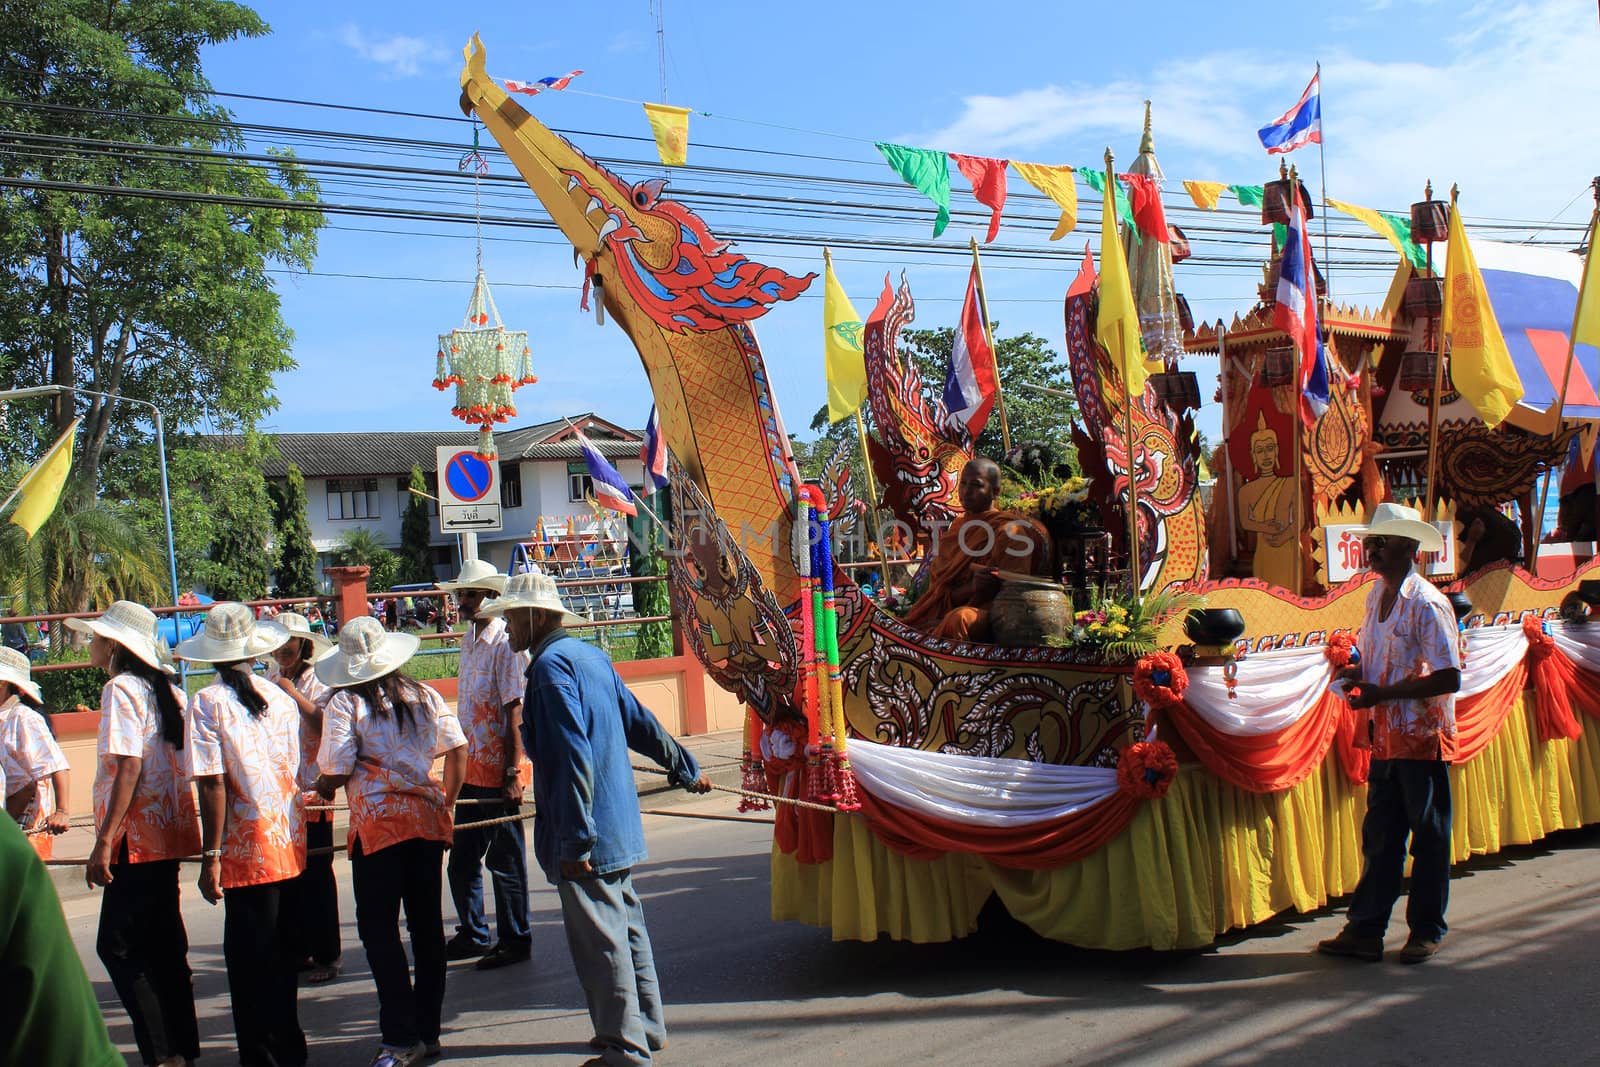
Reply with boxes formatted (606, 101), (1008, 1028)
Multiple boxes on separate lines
(0, 696), (70, 857)
(457, 618), (531, 789)
(319, 682), (466, 857)
(93, 675), (202, 864)
(265, 661), (335, 823)
(188, 677), (306, 889)
(1358, 570), (1462, 762)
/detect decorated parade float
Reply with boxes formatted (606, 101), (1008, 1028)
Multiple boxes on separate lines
(459, 37), (1600, 950)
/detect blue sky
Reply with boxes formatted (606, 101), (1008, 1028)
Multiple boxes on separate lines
(200, 0), (1600, 446)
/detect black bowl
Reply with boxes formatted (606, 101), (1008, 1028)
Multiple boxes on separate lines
(1445, 591), (1473, 622)
(1184, 607), (1246, 646)
(1579, 580), (1600, 606)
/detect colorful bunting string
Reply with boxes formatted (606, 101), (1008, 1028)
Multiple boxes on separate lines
(951, 154), (1009, 244)
(876, 143), (951, 238)
(1011, 162), (1078, 241)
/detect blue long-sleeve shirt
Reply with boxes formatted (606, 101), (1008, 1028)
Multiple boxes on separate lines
(521, 632), (701, 883)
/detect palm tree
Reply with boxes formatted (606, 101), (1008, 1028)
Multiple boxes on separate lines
(0, 479), (166, 648)
(333, 527), (400, 591)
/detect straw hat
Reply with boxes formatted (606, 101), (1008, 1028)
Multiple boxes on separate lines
(64, 600), (173, 672)
(437, 558), (507, 595)
(0, 647), (42, 703)
(173, 602), (292, 664)
(273, 611), (334, 659)
(476, 568), (584, 627)
(1365, 501), (1445, 553)
(314, 616), (421, 689)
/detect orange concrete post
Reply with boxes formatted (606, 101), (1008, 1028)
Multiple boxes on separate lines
(324, 566), (371, 632)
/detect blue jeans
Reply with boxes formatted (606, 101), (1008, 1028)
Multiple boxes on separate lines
(557, 869), (665, 1067)
(1348, 758), (1452, 942)
(447, 784), (532, 947)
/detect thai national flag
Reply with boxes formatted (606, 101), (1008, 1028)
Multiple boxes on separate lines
(640, 405), (669, 493)
(942, 265), (999, 440)
(1257, 71), (1321, 155)
(504, 70), (583, 96)
(576, 428), (637, 516)
(1274, 183), (1332, 427)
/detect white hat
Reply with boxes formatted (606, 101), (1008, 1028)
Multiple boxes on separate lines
(0, 647), (42, 703)
(476, 568), (585, 627)
(174, 602), (292, 664)
(438, 558), (507, 595)
(314, 616), (421, 689)
(272, 612), (334, 659)
(64, 600), (174, 673)
(1365, 501), (1445, 553)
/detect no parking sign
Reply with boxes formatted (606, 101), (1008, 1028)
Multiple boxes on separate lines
(435, 447), (503, 532)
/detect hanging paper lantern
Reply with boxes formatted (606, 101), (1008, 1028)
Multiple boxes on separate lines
(433, 268), (537, 459)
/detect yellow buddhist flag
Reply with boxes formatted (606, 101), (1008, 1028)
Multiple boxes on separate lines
(1572, 214), (1600, 351)
(823, 251), (867, 423)
(7, 418), (79, 539)
(1183, 180), (1227, 211)
(1442, 205), (1524, 426)
(1011, 162), (1077, 240)
(1095, 159), (1147, 397)
(642, 102), (690, 167)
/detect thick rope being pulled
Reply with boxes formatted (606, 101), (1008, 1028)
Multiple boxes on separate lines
(630, 763), (840, 813)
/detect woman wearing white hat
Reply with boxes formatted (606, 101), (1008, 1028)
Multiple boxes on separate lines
(268, 611), (342, 984)
(69, 600), (201, 1067)
(0, 647), (72, 860)
(177, 602), (307, 1067)
(314, 615), (467, 1067)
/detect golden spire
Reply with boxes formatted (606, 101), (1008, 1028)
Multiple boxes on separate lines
(1140, 100), (1154, 156)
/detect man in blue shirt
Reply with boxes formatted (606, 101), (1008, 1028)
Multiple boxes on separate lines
(482, 570), (710, 1067)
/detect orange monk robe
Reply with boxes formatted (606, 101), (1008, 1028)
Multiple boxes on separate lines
(901, 511), (1054, 642)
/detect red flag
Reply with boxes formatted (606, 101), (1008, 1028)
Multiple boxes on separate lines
(1119, 173), (1170, 244)
(951, 154), (1008, 244)
(1066, 242), (1097, 299)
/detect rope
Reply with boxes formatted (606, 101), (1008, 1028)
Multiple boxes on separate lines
(630, 763), (841, 814)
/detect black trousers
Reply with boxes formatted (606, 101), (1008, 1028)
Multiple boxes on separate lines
(96, 854), (199, 1065)
(223, 878), (306, 1067)
(296, 818), (341, 965)
(351, 837), (448, 1048)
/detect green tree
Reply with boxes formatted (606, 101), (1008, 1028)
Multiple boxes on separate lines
(628, 497), (673, 660)
(334, 527), (399, 593)
(398, 465), (434, 585)
(0, 0), (323, 518)
(0, 476), (165, 632)
(269, 462), (319, 598)
(197, 445), (276, 601)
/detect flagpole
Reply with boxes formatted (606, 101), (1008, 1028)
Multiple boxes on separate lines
(1119, 324), (1141, 600)
(1422, 185), (1459, 516)
(969, 236), (1012, 453)
(1315, 60), (1332, 302)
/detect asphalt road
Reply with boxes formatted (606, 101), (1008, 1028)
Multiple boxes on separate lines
(60, 798), (1600, 1066)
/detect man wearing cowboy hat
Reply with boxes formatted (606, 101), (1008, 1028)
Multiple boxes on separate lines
(483, 570), (710, 1067)
(438, 559), (534, 969)
(1319, 502), (1462, 966)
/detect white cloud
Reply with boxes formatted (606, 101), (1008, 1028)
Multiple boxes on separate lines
(908, 0), (1600, 222)
(337, 24), (446, 79)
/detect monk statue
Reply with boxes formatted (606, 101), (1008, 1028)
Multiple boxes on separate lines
(1236, 411), (1299, 592)
(901, 457), (1053, 642)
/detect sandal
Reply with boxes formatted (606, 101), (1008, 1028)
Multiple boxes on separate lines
(303, 959), (341, 985)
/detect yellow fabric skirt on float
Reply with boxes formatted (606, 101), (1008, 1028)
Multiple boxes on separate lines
(772, 692), (1600, 949)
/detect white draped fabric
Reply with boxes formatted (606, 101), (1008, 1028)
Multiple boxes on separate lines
(845, 739), (1118, 827)
(1179, 623), (1528, 733)
(1552, 621), (1600, 673)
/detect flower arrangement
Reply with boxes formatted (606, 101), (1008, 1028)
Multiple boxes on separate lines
(1050, 587), (1207, 661)
(1117, 740), (1179, 800)
(1324, 630), (1361, 669)
(1007, 476), (1101, 531)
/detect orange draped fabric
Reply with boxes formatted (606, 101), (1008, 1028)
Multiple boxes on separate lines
(1452, 662), (1528, 764)
(1332, 702), (1371, 785)
(854, 784), (1141, 870)
(1162, 689), (1347, 794)
(1531, 649), (1586, 741)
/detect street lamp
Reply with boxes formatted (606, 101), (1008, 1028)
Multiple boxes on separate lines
(0, 384), (182, 624)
